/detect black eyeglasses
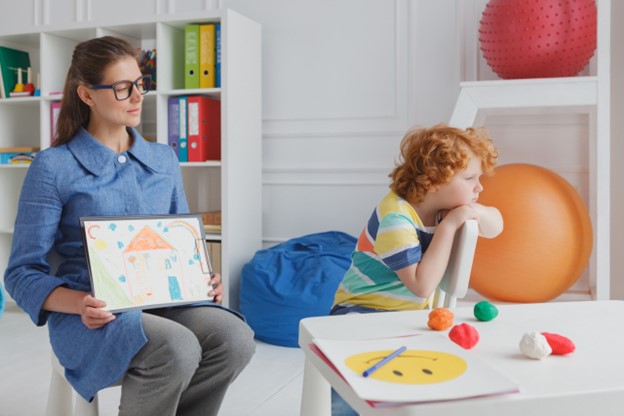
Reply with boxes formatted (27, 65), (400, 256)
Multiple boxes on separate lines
(89, 75), (151, 101)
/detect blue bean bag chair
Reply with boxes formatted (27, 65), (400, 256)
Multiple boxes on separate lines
(0, 282), (5, 318)
(240, 231), (356, 347)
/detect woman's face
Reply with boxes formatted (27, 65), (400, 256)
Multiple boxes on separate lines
(87, 56), (144, 129)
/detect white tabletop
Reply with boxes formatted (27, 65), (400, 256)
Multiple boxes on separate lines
(298, 300), (624, 416)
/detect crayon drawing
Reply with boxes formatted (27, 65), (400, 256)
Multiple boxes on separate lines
(82, 215), (213, 312)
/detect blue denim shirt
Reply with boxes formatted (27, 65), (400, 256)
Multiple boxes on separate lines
(4, 127), (189, 400)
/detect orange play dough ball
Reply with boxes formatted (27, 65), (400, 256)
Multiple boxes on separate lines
(470, 163), (593, 302)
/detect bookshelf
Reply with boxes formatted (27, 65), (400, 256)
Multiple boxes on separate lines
(0, 9), (261, 310)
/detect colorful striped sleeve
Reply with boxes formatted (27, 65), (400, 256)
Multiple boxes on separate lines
(375, 212), (422, 271)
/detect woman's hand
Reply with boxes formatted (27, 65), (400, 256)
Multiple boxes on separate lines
(43, 287), (115, 330)
(209, 273), (224, 304)
(79, 294), (115, 329)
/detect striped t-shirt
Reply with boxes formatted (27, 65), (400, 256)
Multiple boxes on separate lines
(333, 191), (434, 311)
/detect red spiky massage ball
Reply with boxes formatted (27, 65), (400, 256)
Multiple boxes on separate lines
(479, 0), (597, 79)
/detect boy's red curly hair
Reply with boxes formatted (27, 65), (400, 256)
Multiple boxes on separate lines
(389, 124), (498, 204)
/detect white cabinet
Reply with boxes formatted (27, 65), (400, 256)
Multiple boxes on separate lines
(0, 9), (261, 310)
(453, 0), (610, 301)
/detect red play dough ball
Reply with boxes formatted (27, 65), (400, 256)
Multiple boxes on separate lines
(449, 323), (480, 350)
(542, 332), (576, 355)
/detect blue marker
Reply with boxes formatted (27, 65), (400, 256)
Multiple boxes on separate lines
(362, 346), (407, 378)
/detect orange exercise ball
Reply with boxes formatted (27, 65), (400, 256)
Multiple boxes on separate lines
(470, 163), (593, 303)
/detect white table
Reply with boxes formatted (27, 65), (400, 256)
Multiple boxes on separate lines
(299, 300), (624, 416)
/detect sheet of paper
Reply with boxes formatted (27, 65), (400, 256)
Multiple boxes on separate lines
(314, 334), (519, 406)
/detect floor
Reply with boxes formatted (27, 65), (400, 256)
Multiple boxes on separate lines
(0, 302), (305, 416)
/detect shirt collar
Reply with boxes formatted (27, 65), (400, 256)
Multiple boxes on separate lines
(67, 127), (161, 176)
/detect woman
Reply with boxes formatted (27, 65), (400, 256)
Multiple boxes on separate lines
(4, 36), (255, 416)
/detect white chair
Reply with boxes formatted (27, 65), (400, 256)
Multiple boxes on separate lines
(46, 353), (120, 416)
(45, 248), (119, 416)
(430, 219), (479, 308)
(299, 219), (480, 416)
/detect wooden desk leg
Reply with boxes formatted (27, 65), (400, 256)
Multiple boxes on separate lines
(300, 356), (331, 416)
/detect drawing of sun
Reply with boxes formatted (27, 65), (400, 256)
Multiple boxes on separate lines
(344, 350), (467, 384)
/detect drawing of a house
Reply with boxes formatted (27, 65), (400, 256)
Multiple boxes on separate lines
(123, 225), (185, 305)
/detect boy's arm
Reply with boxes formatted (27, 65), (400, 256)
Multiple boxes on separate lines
(473, 203), (503, 238)
(395, 221), (457, 298)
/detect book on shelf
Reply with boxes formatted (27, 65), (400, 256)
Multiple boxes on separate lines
(215, 23), (221, 88)
(167, 97), (180, 158)
(0, 146), (39, 164)
(201, 210), (221, 229)
(187, 95), (221, 162)
(184, 24), (200, 89)
(9, 91), (32, 98)
(50, 101), (61, 143)
(199, 24), (216, 89)
(178, 96), (188, 162)
(207, 240), (221, 275)
(202, 209), (221, 234)
(0, 46), (31, 99)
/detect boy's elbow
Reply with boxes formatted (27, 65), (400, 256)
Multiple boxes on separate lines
(479, 224), (503, 239)
(410, 281), (436, 299)
(479, 209), (504, 239)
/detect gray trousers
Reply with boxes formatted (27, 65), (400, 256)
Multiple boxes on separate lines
(118, 306), (255, 416)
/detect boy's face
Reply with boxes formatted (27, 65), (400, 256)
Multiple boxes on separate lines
(434, 154), (483, 208)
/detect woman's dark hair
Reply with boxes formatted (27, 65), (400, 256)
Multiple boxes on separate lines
(53, 36), (140, 146)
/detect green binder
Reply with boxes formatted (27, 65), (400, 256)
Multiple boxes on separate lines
(0, 46), (31, 98)
(184, 24), (200, 89)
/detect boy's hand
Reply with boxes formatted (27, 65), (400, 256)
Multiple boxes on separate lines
(440, 205), (479, 230)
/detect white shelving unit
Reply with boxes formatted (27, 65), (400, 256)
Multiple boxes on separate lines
(0, 9), (261, 310)
(453, 0), (610, 300)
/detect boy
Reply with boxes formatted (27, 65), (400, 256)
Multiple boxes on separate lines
(332, 124), (503, 314)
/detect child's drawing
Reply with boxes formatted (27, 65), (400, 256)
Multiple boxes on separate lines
(82, 214), (213, 312)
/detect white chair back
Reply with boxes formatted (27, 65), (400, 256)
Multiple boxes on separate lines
(431, 219), (479, 309)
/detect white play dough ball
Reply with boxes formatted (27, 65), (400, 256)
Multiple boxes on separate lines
(519, 331), (552, 359)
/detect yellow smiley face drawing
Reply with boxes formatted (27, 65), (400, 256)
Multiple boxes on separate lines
(344, 350), (467, 384)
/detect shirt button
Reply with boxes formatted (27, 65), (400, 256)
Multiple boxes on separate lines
(118, 155), (127, 164)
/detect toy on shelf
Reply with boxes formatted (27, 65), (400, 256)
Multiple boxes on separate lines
(0, 147), (39, 164)
(23, 67), (35, 94)
(33, 72), (40, 96)
(9, 67), (33, 97)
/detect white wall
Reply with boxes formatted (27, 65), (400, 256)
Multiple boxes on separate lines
(224, 0), (460, 242)
(610, 1), (624, 300)
(1, 0), (621, 299)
